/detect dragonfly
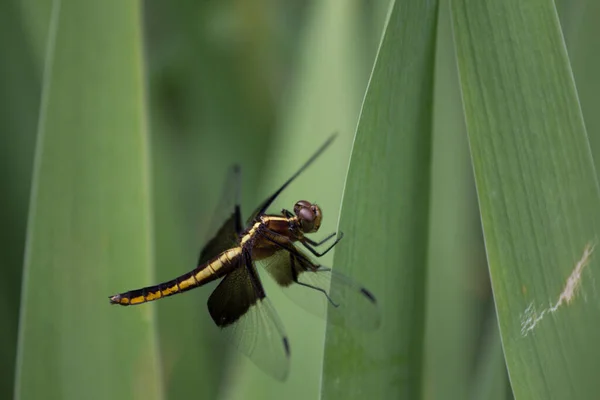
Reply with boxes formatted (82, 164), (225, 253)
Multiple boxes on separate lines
(109, 134), (380, 380)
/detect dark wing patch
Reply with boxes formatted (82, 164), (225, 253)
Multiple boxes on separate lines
(261, 249), (294, 287)
(207, 251), (290, 380)
(207, 253), (261, 327)
(261, 244), (380, 330)
(197, 210), (240, 266)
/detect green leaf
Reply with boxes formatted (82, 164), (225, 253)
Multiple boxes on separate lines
(559, 1), (600, 171)
(15, 1), (163, 399)
(423, 1), (484, 398)
(0, 1), (42, 397)
(451, 0), (600, 398)
(322, 0), (439, 398)
(470, 312), (510, 400)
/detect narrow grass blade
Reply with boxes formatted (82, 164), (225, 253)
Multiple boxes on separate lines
(0, 1), (43, 398)
(452, 0), (600, 398)
(423, 1), (484, 398)
(322, 0), (439, 398)
(470, 311), (510, 400)
(17, 0), (53, 72)
(15, 1), (163, 399)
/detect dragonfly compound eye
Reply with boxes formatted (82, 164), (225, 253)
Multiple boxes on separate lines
(295, 203), (322, 233)
(294, 200), (312, 215)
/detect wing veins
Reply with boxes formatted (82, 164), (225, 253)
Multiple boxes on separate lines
(206, 250), (290, 380)
(256, 229), (381, 330)
(247, 133), (337, 223)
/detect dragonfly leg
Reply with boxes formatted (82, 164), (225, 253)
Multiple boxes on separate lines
(303, 231), (339, 247)
(290, 254), (339, 307)
(300, 232), (344, 258)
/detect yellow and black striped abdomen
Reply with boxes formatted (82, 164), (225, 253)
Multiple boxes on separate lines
(109, 247), (242, 306)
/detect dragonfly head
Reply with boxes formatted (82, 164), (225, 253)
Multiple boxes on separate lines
(293, 200), (322, 234)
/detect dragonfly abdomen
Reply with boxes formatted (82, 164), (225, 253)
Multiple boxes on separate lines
(109, 247), (242, 305)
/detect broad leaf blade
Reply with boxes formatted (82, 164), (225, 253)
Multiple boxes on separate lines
(15, 1), (163, 399)
(322, 0), (439, 398)
(452, 0), (600, 398)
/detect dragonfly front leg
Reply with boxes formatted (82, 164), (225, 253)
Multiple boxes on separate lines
(303, 231), (337, 247)
(300, 232), (344, 258)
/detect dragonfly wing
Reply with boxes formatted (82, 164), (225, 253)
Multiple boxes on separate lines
(261, 245), (380, 330)
(198, 211), (240, 266)
(207, 250), (290, 380)
(246, 133), (337, 224)
(198, 165), (243, 266)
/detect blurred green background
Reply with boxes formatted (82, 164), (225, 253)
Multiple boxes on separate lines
(2, 0), (599, 399)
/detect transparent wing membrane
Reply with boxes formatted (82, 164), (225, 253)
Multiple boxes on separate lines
(247, 133), (337, 223)
(262, 246), (380, 330)
(198, 165), (243, 266)
(207, 253), (290, 380)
